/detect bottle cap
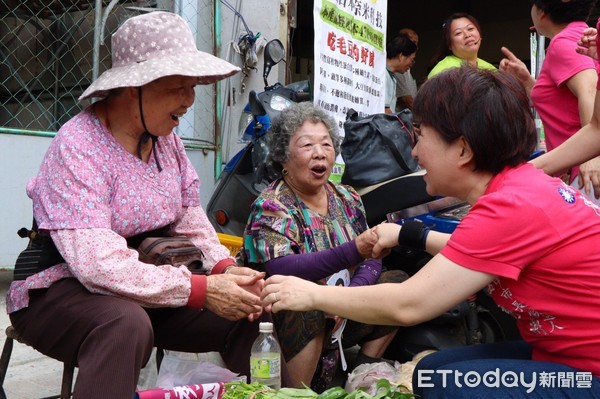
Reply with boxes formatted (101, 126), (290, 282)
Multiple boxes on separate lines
(259, 322), (274, 332)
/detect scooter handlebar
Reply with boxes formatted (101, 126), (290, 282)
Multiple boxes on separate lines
(293, 91), (311, 102)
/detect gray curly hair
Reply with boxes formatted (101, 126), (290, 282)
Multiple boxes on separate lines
(267, 102), (341, 175)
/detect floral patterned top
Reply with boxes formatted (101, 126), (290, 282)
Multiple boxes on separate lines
(6, 107), (233, 313)
(243, 178), (377, 284)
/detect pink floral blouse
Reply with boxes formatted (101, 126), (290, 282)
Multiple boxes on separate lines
(6, 107), (232, 313)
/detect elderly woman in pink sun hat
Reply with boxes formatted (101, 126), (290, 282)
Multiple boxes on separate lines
(6, 11), (291, 398)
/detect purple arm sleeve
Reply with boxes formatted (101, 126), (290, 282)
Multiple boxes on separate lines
(265, 241), (363, 281)
(265, 240), (382, 286)
(348, 258), (382, 287)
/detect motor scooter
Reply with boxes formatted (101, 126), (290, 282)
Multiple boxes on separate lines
(207, 38), (310, 236)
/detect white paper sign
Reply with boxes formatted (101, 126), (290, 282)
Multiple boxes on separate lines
(313, 0), (388, 182)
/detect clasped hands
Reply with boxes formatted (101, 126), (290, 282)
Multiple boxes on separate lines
(258, 223), (404, 314)
(205, 266), (265, 322)
(207, 224), (402, 319)
(355, 223), (402, 259)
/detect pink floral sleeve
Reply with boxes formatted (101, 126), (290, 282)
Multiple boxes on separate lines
(51, 228), (194, 307)
(170, 206), (235, 271)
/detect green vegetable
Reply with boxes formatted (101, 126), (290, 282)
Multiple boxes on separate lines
(223, 381), (277, 399)
(275, 387), (319, 399)
(317, 386), (348, 399)
(372, 379), (415, 399)
(224, 382), (321, 399)
(343, 389), (370, 399)
(223, 379), (415, 399)
(342, 379), (415, 399)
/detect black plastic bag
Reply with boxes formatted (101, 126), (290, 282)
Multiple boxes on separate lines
(341, 108), (419, 187)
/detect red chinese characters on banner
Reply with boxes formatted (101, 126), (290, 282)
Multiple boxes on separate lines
(326, 31), (374, 66)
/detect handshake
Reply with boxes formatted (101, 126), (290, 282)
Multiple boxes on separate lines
(355, 221), (431, 259)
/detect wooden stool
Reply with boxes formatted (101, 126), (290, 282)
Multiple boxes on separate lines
(0, 325), (74, 399)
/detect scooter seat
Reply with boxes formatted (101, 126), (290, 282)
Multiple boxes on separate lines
(354, 169), (435, 226)
(355, 169), (427, 196)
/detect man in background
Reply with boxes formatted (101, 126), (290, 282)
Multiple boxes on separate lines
(395, 28), (419, 111)
(385, 32), (417, 114)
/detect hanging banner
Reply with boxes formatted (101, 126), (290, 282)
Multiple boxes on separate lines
(313, 0), (387, 183)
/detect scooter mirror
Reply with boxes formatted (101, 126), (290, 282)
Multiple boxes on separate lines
(249, 90), (267, 116)
(263, 39), (285, 87)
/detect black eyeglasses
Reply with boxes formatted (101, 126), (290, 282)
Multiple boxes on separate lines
(410, 122), (420, 147)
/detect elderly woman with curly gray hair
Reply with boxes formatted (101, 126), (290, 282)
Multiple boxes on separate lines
(242, 102), (407, 390)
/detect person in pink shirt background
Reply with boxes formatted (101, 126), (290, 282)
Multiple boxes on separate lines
(6, 11), (291, 399)
(500, 0), (599, 201)
(533, 17), (600, 199)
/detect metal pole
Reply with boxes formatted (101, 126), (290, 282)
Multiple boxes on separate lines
(93, 0), (121, 83)
(0, 127), (56, 138)
(93, 0), (103, 82)
(214, 0), (223, 180)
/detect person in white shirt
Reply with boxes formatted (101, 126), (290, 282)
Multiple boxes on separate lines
(395, 28), (419, 111)
(385, 32), (417, 114)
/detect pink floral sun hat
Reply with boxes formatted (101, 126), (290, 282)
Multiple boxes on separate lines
(79, 11), (240, 100)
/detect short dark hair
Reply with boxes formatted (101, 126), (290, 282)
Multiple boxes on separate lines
(431, 12), (482, 67)
(413, 67), (537, 175)
(267, 102), (341, 174)
(531, 0), (597, 24)
(386, 32), (418, 59)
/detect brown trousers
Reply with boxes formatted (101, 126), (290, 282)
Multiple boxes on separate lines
(10, 278), (291, 399)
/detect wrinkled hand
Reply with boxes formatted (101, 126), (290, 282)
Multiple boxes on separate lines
(227, 265), (262, 279)
(578, 157), (600, 199)
(261, 275), (319, 313)
(372, 223), (401, 258)
(576, 27), (598, 60)
(354, 228), (378, 258)
(228, 267), (265, 321)
(230, 266), (264, 297)
(205, 272), (265, 321)
(499, 47), (534, 88)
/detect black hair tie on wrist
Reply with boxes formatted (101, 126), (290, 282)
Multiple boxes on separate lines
(398, 220), (430, 251)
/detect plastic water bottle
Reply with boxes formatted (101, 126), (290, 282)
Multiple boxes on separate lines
(250, 322), (281, 389)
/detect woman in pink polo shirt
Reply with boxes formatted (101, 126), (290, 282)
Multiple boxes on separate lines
(501, 0), (599, 201)
(263, 67), (600, 398)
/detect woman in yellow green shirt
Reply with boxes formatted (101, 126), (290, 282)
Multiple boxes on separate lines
(428, 12), (496, 79)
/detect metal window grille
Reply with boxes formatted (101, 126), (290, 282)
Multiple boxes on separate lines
(0, 0), (217, 144)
